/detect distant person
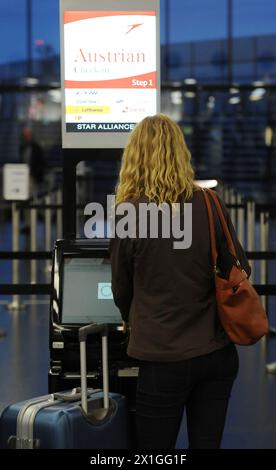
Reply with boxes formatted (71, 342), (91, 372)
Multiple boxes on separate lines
(110, 114), (251, 449)
(19, 127), (45, 196)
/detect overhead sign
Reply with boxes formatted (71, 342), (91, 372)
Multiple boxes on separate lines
(60, 0), (160, 148)
(3, 164), (30, 201)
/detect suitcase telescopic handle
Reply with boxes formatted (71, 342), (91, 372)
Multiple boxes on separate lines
(79, 323), (109, 415)
(78, 323), (108, 342)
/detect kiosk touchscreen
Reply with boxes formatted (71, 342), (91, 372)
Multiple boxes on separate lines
(61, 256), (121, 325)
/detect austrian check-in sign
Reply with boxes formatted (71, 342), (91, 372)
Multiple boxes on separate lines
(60, 0), (160, 148)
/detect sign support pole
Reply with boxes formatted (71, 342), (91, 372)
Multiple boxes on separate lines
(62, 149), (122, 239)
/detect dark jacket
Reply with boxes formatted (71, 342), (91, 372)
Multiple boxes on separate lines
(110, 190), (251, 362)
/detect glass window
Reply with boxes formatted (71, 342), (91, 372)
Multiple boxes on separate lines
(232, 62), (256, 83)
(233, 0), (276, 83)
(169, 0), (227, 43)
(160, 0), (166, 44)
(0, 1), (27, 64)
(233, 37), (255, 63)
(195, 64), (227, 82)
(0, 0), (60, 81)
(233, 0), (276, 38)
(257, 35), (276, 80)
(163, 0), (227, 82)
(32, 0), (60, 61)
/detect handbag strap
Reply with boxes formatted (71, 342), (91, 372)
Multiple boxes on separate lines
(206, 189), (237, 258)
(202, 189), (238, 271)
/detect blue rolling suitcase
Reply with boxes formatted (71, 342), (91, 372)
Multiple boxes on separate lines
(0, 324), (129, 449)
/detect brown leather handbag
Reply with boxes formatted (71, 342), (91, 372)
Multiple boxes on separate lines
(203, 188), (269, 345)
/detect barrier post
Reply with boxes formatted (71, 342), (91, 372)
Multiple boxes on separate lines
(30, 199), (37, 284)
(56, 189), (63, 240)
(217, 182), (224, 199)
(237, 194), (245, 246)
(247, 200), (255, 282)
(45, 194), (52, 273)
(7, 203), (25, 310)
(260, 212), (269, 310)
(224, 185), (230, 204)
(230, 188), (237, 230)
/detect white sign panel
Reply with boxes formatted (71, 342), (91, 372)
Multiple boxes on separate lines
(60, 0), (160, 149)
(3, 164), (30, 201)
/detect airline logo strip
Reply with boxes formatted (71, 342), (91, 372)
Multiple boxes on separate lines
(64, 11), (157, 132)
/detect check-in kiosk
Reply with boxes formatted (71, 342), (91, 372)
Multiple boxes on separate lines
(48, 239), (138, 417)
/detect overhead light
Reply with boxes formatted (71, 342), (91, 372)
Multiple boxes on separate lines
(172, 81), (182, 87)
(48, 90), (61, 103)
(265, 127), (273, 146)
(49, 81), (61, 88)
(22, 77), (39, 86)
(207, 96), (215, 110)
(249, 88), (266, 101)
(229, 96), (240, 104)
(170, 91), (182, 105)
(184, 92), (196, 98)
(253, 80), (265, 87)
(230, 87), (239, 94)
(184, 78), (197, 85)
(195, 179), (218, 189)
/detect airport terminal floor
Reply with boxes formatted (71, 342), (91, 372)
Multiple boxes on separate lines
(0, 223), (276, 449)
(1, 303), (276, 449)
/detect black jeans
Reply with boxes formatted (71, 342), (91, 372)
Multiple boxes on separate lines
(136, 343), (239, 449)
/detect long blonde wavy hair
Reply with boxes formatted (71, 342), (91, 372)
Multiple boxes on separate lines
(115, 114), (198, 205)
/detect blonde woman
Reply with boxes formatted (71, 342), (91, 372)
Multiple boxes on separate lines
(110, 114), (250, 449)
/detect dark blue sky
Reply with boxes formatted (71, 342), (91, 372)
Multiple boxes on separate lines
(0, 0), (276, 64)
